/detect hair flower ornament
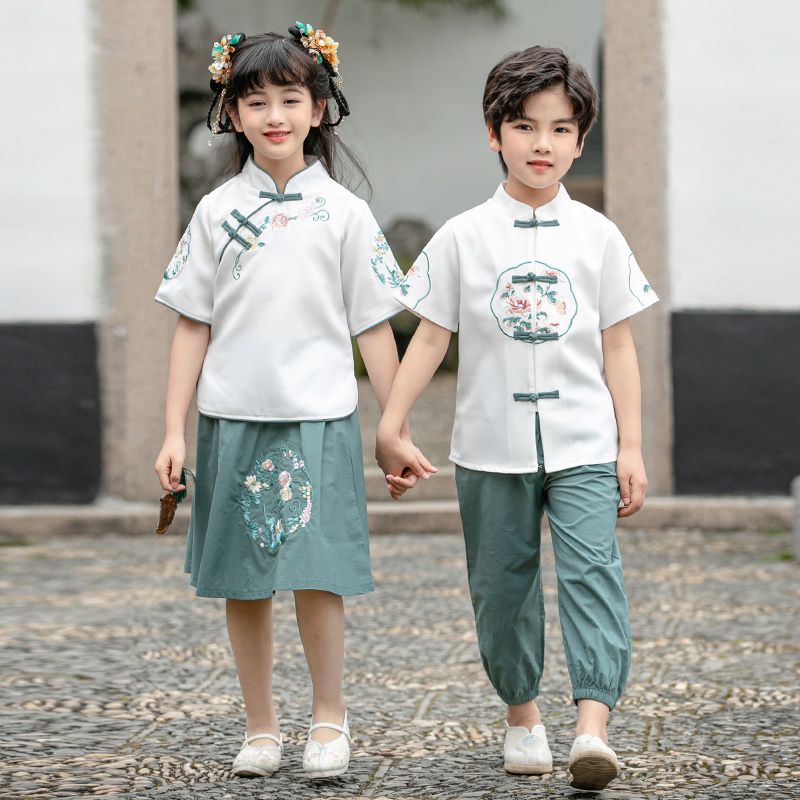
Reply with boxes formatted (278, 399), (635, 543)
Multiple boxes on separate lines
(293, 20), (340, 72)
(208, 33), (243, 85)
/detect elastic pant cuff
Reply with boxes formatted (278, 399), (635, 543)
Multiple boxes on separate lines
(573, 687), (618, 710)
(497, 686), (540, 706)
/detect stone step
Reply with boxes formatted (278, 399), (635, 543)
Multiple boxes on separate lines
(0, 496), (792, 539)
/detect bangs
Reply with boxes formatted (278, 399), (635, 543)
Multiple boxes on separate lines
(230, 36), (316, 97)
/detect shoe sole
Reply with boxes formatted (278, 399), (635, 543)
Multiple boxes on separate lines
(568, 753), (619, 790)
(231, 766), (278, 777)
(305, 766), (349, 779)
(504, 762), (553, 775)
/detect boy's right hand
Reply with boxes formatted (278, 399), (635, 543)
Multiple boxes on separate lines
(154, 436), (187, 493)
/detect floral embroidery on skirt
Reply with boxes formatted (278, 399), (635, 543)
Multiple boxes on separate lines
(239, 447), (313, 552)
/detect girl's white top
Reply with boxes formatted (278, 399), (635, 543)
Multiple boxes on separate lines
(391, 183), (659, 473)
(155, 157), (401, 421)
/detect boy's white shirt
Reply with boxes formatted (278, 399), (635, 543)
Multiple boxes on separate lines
(155, 157), (402, 422)
(393, 183), (659, 474)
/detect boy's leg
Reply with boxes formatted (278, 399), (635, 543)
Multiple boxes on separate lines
(294, 589), (347, 744)
(456, 466), (546, 710)
(544, 462), (631, 721)
(226, 598), (280, 743)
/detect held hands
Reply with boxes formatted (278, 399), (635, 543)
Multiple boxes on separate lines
(154, 435), (187, 493)
(376, 428), (437, 501)
(616, 446), (648, 517)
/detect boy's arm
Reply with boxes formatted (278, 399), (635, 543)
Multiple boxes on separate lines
(154, 316), (210, 492)
(376, 318), (452, 485)
(357, 320), (437, 471)
(602, 319), (647, 517)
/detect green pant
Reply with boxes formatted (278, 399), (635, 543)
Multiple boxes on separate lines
(455, 421), (631, 710)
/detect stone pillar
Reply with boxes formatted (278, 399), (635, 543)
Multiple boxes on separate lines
(94, 1), (180, 500)
(604, 0), (672, 494)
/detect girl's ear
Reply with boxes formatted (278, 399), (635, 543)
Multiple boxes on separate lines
(227, 102), (243, 133)
(310, 98), (326, 128)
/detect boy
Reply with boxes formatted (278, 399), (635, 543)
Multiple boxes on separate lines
(375, 47), (657, 791)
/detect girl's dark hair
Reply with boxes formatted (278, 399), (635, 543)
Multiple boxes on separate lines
(482, 46), (598, 175)
(208, 31), (368, 192)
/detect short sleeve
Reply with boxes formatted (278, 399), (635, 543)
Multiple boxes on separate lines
(340, 200), (403, 336)
(154, 196), (216, 324)
(394, 222), (460, 332)
(598, 222), (659, 330)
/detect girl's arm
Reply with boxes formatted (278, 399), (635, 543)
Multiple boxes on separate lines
(154, 316), (210, 492)
(375, 318), (452, 492)
(357, 320), (437, 473)
(602, 319), (648, 517)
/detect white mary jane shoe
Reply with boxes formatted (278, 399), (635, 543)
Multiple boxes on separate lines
(231, 731), (282, 777)
(568, 734), (619, 790)
(302, 710), (351, 779)
(503, 722), (554, 775)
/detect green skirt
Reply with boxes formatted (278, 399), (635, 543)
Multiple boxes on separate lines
(185, 410), (372, 599)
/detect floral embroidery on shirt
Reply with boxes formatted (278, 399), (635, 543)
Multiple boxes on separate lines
(239, 447), (313, 552)
(490, 261), (578, 340)
(229, 197), (330, 280)
(370, 235), (432, 307)
(164, 226), (191, 280)
(627, 252), (652, 306)
(369, 231), (407, 292)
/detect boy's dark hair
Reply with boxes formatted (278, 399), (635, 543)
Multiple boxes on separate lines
(214, 32), (368, 191)
(482, 46), (598, 175)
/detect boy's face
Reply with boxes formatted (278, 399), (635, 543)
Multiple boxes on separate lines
(488, 85), (583, 204)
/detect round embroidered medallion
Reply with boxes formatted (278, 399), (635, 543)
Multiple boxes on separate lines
(239, 447), (313, 552)
(491, 261), (578, 340)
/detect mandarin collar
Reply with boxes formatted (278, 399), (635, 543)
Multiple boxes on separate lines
(240, 156), (329, 194)
(490, 182), (571, 223)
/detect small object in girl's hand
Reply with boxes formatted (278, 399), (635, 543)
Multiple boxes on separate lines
(155, 468), (194, 535)
(157, 492), (179, 534)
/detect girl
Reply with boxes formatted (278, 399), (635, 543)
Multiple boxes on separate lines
(154, 22), (420, 780)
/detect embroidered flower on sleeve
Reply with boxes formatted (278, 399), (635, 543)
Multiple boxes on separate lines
(164, 226), (192, 280)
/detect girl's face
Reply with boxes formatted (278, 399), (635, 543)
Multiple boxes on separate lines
(229, 82), (325, 175)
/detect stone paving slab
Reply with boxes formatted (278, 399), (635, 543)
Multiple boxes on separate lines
(1, 528), (799, 799)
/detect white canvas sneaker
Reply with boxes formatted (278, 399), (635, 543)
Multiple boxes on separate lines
(503, 722), (554, 774)
(302, 711), (351, 779)
(568, 734), (619, 790)
(231, 731), (282, 777)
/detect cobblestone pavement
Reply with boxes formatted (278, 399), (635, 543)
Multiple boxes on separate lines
(2, 527), (798, 799)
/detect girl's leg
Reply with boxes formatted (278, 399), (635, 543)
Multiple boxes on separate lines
(226, 598), (280, 744)
(294, 589), (346, 744)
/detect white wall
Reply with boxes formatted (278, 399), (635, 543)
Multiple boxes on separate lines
(193, 0), (603, 227)
(0, 2), (99, 323)
(664, 0), (800, 310)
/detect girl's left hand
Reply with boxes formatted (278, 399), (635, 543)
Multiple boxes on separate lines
(616, 446), (648, 517)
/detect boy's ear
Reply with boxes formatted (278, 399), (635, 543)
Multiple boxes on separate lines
(574, 136), (584, 158)
(310, 98), (326, 128)
(487, 123), (502, 153)
(227, 103), (243, 133)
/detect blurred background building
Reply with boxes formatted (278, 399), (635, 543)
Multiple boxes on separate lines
(1, 0), (798, 508)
